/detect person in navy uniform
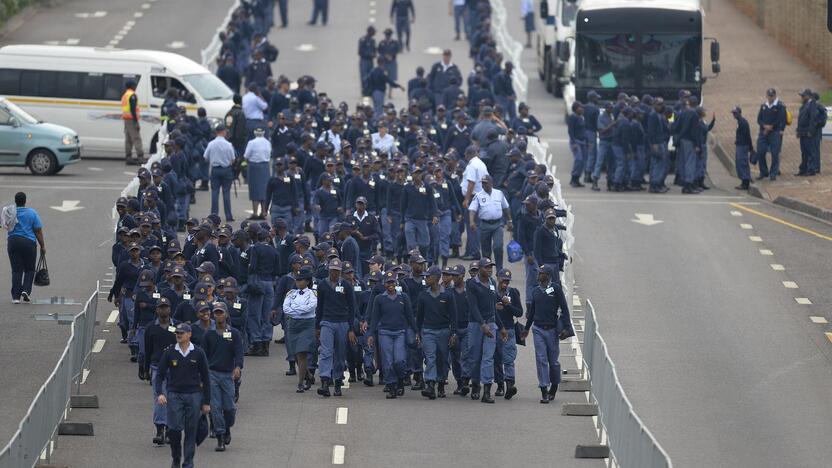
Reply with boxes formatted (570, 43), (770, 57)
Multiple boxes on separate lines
(567, 102), (587, 188)
(308, 0), (329, 26)
(796, 88), (821, 177)
(464, 257), (506, 404)
(143, 297), (178, 446)
(378, 29), (401, 99)
(367, 270), (418, 399)
(247, 228), (279, 356)
(521, 265), (573, 404)
(155, 322), (211, 468)
(731, 106), (754, 190)
(755, 88), (787, 181)
(415, 265), (457, 399)
(390, 0), (415, 51)
(202, 302), (243, 452)
(493, 268), (522, 399)
(349, 197), (381, 269)
(315, 258), (357, 397)
(132, 269), (158, 378)
(109, 242), (146, 345)
(358, 26), (378, 94)
(400, 166), (439, 259)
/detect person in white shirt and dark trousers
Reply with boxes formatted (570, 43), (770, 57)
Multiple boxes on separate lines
(243, 128), (272, 219)
(204, 124), (237, 222)
(468, 175), (512, 270)
(460, 145), (489, 260)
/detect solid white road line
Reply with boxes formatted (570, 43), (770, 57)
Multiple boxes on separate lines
(336, 407), (348, 425)
(91, 339), (106, 353)
(759, 249), (773, 256)
(782, 281), (798, 289)
(795, 298), (812, 305)
(749, 236), (762, 242)
(770, 264), (785, 271)
(107, 310), (119, 323)
(809, 316), (827, 324)
(332, 445), (345, 464)
(740, 224), (753, 229)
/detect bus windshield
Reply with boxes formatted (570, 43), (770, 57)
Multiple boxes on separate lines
(641, 34), (701, 88)
(561, 0), (578, 26)
(183, 73), (233, 101)
(576, 33), (637, 88)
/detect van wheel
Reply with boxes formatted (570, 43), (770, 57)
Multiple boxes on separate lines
(28, 149), (58, 175)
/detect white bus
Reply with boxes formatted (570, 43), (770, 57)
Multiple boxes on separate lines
(0, 45), (234, 158)
(535, 0), (580, 97)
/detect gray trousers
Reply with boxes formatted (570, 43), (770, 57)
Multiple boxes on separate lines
(124, 120), (144, 160)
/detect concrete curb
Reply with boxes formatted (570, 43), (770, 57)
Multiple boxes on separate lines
(711, 136), (736, 178)
(773, 195), (832, 223)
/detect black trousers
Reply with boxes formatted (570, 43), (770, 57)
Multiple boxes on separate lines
(8, 235), (37, 299)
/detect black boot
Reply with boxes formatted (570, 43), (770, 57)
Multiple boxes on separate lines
(363, 374), (375, 386)
(459, 378), (470, 397)
(305, 370), (315, 390)
(698, 178), (710, 190)
(411, 372), (425, 391)
(548, 383), (558, 401)
(130, 347), (138, 362)
(421, 380), (436, 399)
(215, 437), (226, 452)
(569, 176), (585, 188)
(481, 383), (495, 403)
(348, 368), (357, 383)
(285, 361), (297, 376)
(453, 380), (463, 395)
(470, 382), (480, 400)
(591, 177), (600, 191)
(333, 380), (343, 396)
(735, 180), (750, 190)
(386, 384), (397, 399)
(317, 378), (331, 397)
(584, 172), (593, 184)
(244, 342), (259, 356)
(441, 256), (448, 268)
(262, 341), (270, 357)
(540, 387), (550, 404)
(168, 429), (182, 465)
(224, 426), (231, 445)
(494, 382), (505, 397)
(176, 220), (186, 233)
(437, 382), (446, 398)
(153, 424), (165, 445)
(504, 380), (517, 400)
(396, 378), (406, 396)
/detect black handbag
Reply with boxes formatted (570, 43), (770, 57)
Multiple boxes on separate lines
(514, 322), (526, 346)
(34, 254), (50, 287)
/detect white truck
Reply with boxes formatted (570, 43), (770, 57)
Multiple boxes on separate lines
(535, 0), (580, 97)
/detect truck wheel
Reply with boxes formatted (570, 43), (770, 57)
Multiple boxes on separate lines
(28, 149), (58, 176)
(544, 57), (554, 94)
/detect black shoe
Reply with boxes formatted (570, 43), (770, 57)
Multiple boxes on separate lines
(363, 375), (375, 386)
(223, 430), (231, 445)
(153, 425), (165, 445)
(481, 384), (495, 404)
(411, 374), (425, 391)
(171, 462), (181, 468)
(795, 171), (808, 177)
(459, 255), (476, 261)
(348, 370), (357, 383)
(548, 383), (558, 401)
(540, 387), (550, 404)
(20, 291), (30, 303)
(584, 172), (593, 184)
(304, 371), (315, 390)
(459, 379), (470, 397)
(450, 247), (460, 258)
(396, 379), (405, 396)
(453, 381), (463, 395)
(386, 386), (397, 399)
(261, 342), (270, 357)
(504, 381), (517, 400)
(403, 375), (412, 387)
(756, 174), (768, 180)
(317, 379), (331, 397)
(333, 381), (343, 397)
(130, 348), (138, 363)
(437, 382), (446, 398)
(494, 383), (505, 397)
(470, 383), (480, 400)
(681, 184), (697, 194)
(569, 178), (585, 188)
(698, 180), (710, 190)
(769, 174), (777, 181)
(285, 364), (297, 376)
(421, 381), (436, 400)
(735, 181), (750, 190)
(655, 186), (670, 193)
(591, 180), (600, 191)
(296, 383), (305, 393)
(215, 438), (226, 452)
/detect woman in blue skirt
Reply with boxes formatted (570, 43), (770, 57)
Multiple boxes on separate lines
(283, 265), (318, 393)
(244, 127), (272, 219)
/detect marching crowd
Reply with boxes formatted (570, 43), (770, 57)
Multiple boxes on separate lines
(108, 1), (574, 467)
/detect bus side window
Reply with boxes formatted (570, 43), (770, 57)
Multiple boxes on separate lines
(0, 69), (21, 95)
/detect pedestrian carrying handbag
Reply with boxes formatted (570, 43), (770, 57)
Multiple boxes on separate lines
(34, 254), (50, 287)
(514, 322), (526, 346)
(196, 414), (209, 446)
(506, 239), (523, 263)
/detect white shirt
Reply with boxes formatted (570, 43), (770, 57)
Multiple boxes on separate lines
(469, 188), (509, 221)
(244, 136), (272, 163)
(175, 342), (195, 357)
(521, 0), (534, 16)
(318, 130), (342, 153)
(242, 92), (267, 120)
(283, 287), (317, 319)
(372, 132), (396, 156)
(203, 136), (236, 167)
(461, 156), (489, 194)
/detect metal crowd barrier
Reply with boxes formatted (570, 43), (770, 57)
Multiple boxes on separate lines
(583, 300), (674, 468)
(0, 284), (101, 468)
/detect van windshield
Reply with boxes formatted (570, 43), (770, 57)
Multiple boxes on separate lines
(183, 74), (233, 101)
(1, 99), (39, 124)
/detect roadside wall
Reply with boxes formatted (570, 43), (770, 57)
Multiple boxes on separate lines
(728, 0), (832, 85)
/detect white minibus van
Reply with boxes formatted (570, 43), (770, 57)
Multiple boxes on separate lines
(0, 45), (234, 158)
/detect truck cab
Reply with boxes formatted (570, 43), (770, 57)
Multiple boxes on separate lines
(535, 0), (580, 97)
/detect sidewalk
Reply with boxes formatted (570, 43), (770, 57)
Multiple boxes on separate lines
(705, 0), (832, 221)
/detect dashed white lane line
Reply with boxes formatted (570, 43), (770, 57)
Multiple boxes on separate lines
(91, 339), (106, 353)
(107, 310), (119, 323)
(141, 3), (151, 9)
(770, 264), (785, 271)
(782, 281), (798, 289)
(81, 369), (90, 384)
(809, 316), (827, 324)
(335, 407), (348, 424)
(332, 445), (345, 464)
(87, 167), (102, 171)
(134, 12), (144, 17)
(740, 223), (753, 229)
(730, 211), (743, 217)
(123, 171), (136, 176)
(826, 333), (832, 344)
(572, 294), (581, 307)
(795, 298), (812, 305)
(759, 249), (773, 256)
(749, 236), (763, 242)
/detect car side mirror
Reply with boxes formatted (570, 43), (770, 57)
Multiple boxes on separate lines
(8, 116), (20, 128)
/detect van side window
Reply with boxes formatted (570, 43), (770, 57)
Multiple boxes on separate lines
(0, 69), (21, 95)
(151, 76), (195, 103)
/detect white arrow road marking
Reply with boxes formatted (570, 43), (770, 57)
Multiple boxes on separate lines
(295, 43), (317, 52)
(50, 200), (84, 212)
(630, 213), (663, 226)
(167, 41), (187, 49)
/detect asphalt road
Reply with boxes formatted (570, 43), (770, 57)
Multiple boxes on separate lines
(501, 5), (832, 468)
(1, 1), (604, 466)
